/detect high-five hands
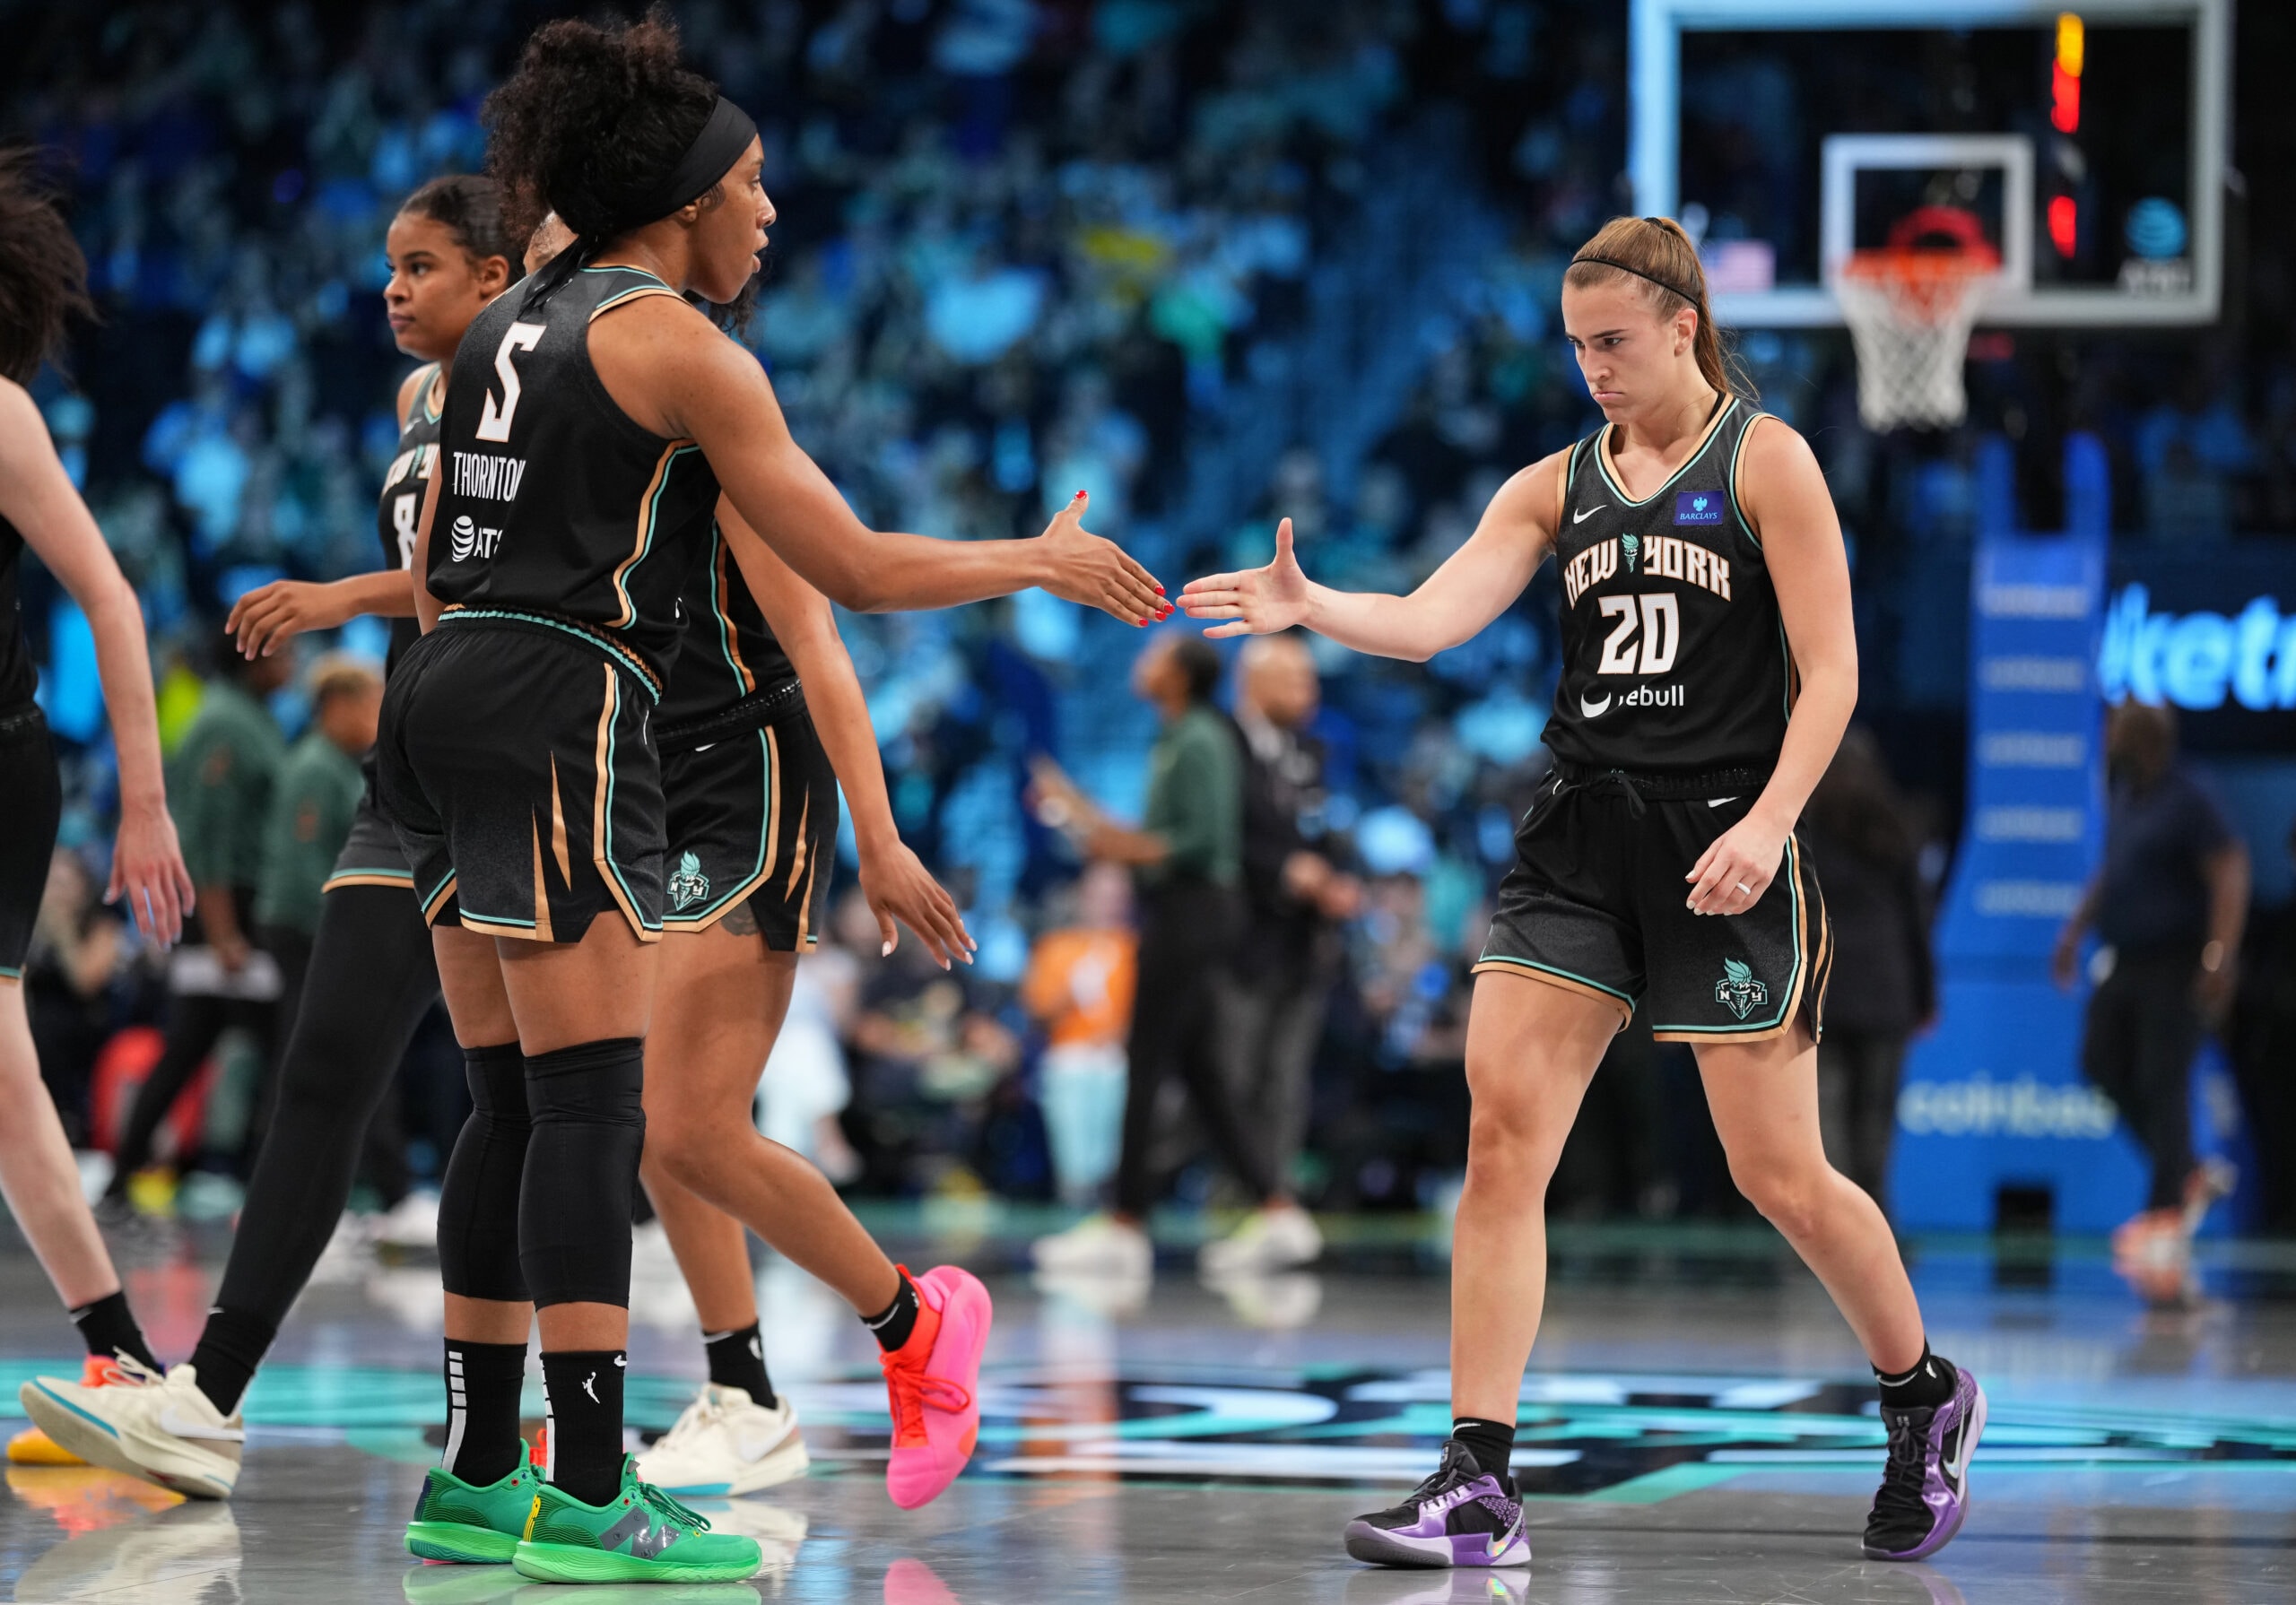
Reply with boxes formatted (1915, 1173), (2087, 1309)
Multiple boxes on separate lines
(1176, 516), (1310, 638)
(1036, 490), (1170, 626)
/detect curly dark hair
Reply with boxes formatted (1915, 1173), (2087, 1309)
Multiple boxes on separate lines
(0, 145), (94, 386)
(398, 174), (516, 268)
(482, 4), (719, 249)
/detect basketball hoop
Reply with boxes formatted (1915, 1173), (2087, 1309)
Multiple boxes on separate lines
(1831, 206), (2000, 432)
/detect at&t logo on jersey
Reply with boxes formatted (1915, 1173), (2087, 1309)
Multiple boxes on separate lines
(448, 516), (503, 562)
(1674, 490), (1724, 526)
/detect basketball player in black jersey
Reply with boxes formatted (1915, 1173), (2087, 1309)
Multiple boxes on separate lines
(1183, 216), (1984, 1567)
(378, 14), (1158, 1583)
(517, 213), (982, 1511)
(0, 145), (191, 1465)
(21, 178), (517, 1499)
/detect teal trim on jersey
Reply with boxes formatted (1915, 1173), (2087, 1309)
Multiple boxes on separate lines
(0, 965), (22, 981)
(416, 362), (443, 425)
(1777, 620), (1796, 723)
(610, 443), (704, 638)
(596, 668), (662, 933)
(1589, 395), (1739, 508)
(704, 531), (751, 700)
(435, 609), (659, 703)
(660, 727), (777, 927)
(579, 265), (673, 289)
(1648, 835), (1806, 1037)
(1726, 409), (1769, 550)
(1473, 952), (1638, 1012)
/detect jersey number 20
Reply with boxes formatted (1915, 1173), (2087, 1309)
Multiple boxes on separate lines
(1596, 593), (1680, 675)
(474, 322), (546, 443)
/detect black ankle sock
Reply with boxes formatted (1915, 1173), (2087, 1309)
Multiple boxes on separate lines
(1451, 1417), (1515, 1482)
(703, 1322), (774, 1408)
(444, 1340), (528, 1487)
(541, 1349), (626, 1505)
(69, 1290), (161, 1375)
(1875, 1344), (1956, 1410)
(861, 1270), (920, 1353)
(187, 1306), (275, 1415)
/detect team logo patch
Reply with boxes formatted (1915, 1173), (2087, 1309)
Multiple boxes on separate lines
(1621, 531), (1641, 572)
(667, 850), (710, 911)
(1674, 490), (1723, 526)
(1715, 958), (1769, 1019)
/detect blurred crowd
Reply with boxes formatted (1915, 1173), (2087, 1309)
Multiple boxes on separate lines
(4, 1), (2296, 1239)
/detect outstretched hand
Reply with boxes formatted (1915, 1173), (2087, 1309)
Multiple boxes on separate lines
(859, 838), (975, 970)
(1034, 491), (1169, 626)
(1177, 517), (1311, 638)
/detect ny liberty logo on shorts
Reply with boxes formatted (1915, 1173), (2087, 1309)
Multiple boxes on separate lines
(667, 850), (710, 911)
(1715, 958), (1769, 1019)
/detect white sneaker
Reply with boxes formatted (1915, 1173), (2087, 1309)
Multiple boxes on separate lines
(1031, 1213), (1154, 1277)
(635, 1382), (810, 1496)
(18, 1360), (244, 1499)
(370, 1189), (440, 1250)
(1198, 1203), (1323, 1277)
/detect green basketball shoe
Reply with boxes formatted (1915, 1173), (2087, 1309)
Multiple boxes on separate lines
(511, 1456), (761, 1583)
(404, 1461), (540, 1563)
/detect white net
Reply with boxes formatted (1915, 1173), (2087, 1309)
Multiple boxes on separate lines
(1833, 254), (1996, 431)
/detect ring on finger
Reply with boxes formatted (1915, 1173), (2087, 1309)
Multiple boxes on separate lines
(1734, 881), (1751, 895)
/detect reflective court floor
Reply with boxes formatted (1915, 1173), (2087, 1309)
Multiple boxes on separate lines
(1, 1213), (2292, 1603)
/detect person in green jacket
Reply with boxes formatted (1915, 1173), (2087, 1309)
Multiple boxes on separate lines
(246, 656), (383, 1161)
(1026, 631), (1321, 1282)
(100, 648), (291, 1215)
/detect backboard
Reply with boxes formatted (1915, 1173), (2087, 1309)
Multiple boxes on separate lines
(1628, 0), (2230, 327)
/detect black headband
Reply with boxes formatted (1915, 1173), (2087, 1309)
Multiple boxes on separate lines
(524, 95), (759, 309)
(1570, 252), (1701, 307)
(609, 94), (758, 236)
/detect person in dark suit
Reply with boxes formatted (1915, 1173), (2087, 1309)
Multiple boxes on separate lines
(1220, 633), (1360, 1205)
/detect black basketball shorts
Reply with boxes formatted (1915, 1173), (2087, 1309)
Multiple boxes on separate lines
(1476, 768), (1830, 1044)
(659, 698), (838, 950)
(321, 758), (413, 896)
(0, 706), (61, 979)
(378, 619), (664, 944)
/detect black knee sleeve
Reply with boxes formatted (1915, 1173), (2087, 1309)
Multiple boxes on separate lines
(438, 1042), (530, 1302)
(518, 1037), (646, 1310)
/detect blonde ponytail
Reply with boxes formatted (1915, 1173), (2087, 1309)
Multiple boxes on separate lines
(1563, 215), (1753, 403)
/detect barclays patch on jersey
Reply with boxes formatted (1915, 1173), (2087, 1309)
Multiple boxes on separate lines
(1674, 490), (1724, 526)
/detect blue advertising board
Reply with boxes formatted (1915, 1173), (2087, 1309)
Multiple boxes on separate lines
(1891, 438), (2274, 1234)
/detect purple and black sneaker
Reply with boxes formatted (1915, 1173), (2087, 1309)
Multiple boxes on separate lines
(1863, 1359), (1987, 1561)
(1343, 1439), (1530, 1569)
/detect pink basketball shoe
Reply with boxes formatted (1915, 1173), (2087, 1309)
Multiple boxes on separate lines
(879, 1265), (991, 1510)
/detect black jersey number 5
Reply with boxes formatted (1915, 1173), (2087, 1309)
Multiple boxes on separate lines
(1596, 593), (1681, 676)
(474, 322), (546, 443)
